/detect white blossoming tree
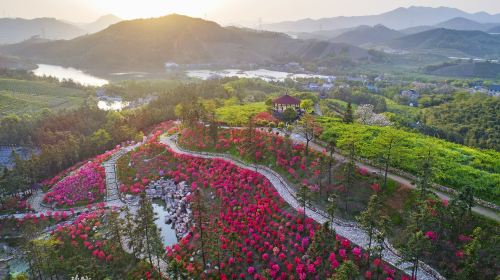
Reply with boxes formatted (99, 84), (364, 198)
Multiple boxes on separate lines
(355, 104), (392, 126)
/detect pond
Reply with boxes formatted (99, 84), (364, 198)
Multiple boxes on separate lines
(186, 68), (332, 82)
(32, 64), (109, 87)
(152, 203), (178, 247)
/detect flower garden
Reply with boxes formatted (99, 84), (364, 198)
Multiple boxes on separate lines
(116, 132), (410, 279)
(43, 161), (106, 207)
(173, 124), (500, 279)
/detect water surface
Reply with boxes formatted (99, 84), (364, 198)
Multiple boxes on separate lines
(152, 203), (178, 247)
(33, 64), (108, 87)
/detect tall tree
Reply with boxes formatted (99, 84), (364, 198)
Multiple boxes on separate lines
(327, 193), (338, 227)
(374, 130), (404, 190)
(297, 184), (311, 221)
(343, 102), (354, 124)
(131, 192), (164, 279)
(327, 133), (339, 185)
(357, 194), (382, 267)
(297, 113), (321, 157)
(418, 147), (434, 199)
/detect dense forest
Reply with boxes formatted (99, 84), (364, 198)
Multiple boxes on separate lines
(421, 93), (499, 150)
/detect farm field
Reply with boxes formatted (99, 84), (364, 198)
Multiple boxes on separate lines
(0, 78), (89, 116)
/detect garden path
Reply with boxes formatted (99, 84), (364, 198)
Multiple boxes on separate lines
(159, 134), (444, 280)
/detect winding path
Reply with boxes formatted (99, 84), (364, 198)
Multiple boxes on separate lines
(159, 134), (444, 280)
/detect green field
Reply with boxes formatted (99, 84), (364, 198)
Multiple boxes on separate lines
(0, 78), (89, 116)
(319, 117), (500, 204)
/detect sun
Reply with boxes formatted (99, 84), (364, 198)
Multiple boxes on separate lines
(89, 0), (223, 20)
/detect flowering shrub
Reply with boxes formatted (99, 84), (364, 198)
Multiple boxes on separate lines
(43, 162), (106, 207)
(120, 139), (408, 279)
(52, 209), (115, 262)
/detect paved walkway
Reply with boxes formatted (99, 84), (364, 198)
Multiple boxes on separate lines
(159, 135), (444, 280)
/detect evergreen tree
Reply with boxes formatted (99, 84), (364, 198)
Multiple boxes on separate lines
(297, 184), (311, 221)
(418, 148), (433, 199)
(327, 134), (339, 185)
(327, 193), (338, 227)
(343, 102), (354, 124)
(131, 192), (164, 279)
(357, 194), (382, 267)
(329, 260), (359, 280)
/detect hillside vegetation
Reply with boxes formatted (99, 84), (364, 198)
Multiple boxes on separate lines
(0, 78), (89, 116)
(319, 117), (500, 204)
(389, 28), (500, 58)
(1, 14), (370, 72)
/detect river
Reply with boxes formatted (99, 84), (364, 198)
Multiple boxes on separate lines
(32, 64), (108, 87)
(186, 68), (333, 82)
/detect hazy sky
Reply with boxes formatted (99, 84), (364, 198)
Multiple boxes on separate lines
(2, 0), (500, 25)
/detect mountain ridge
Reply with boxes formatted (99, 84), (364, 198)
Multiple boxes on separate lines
(0, 14), (371, 72)
(262, 6), (500, 33)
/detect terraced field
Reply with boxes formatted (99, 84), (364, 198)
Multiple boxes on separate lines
(0, 78), (89, 116)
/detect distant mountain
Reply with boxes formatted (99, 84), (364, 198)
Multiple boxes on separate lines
(0, 54), (35, 70)
(388, 28), (500, 57)
(292, 27), (357, 41)
(426, 61), (500, 78)
(399, 25), (435, 35)
(489, 26), (500, 33)
(0, 17), (86, 44)
(0, 14), (371, 72)
(434, 17), (498, 31)
(262, 6), (500, 33)
(331, 25), (402, 45)
(80, 14), (122, 33)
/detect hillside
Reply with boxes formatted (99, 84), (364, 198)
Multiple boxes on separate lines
(331, 24), (402, 45)
(425, 61), (500, 78)
(80, 14), (122, 33)
(0, 17), (86, 44)
(0, 78), (88, 116)
(388, 28), (500, 57)
(434, 17), (499, 31)
(0, 14), (370, 72)
(262, 6), (500, 33)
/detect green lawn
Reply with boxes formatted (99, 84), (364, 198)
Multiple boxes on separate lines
(0, 78), (89, 116)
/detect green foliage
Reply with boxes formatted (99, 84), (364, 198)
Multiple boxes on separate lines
(320, 117), (500, 204)
(422, 93), (499, 150)
(0, 78), (89, 116)
(215, 102), (267, 126)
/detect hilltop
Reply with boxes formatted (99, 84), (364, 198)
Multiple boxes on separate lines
(0, 14), (370, 72)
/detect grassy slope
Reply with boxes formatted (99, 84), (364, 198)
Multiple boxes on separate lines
(0, 78), (88, 116)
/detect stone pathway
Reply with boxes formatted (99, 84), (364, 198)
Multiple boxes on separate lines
(159, 134), (445, 280)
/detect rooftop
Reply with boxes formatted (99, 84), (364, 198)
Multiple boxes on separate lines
(273, 94), (300, 105)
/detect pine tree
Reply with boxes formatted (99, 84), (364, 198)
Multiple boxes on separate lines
(329, 260), (359, 280)
(327, 193), (338, 227)
(297, 184), (310, 221)
(357, 194), (382, 267)
(343, 102), (354, 124)
(327, 134), (339, 185)
(131, 192), (164, 279)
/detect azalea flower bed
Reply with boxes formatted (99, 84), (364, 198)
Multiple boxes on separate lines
(43, 161), (106, 207)
(0, 196), (32, 214)
(178, 125), (378, 216)
(119, 140), (408, 279)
